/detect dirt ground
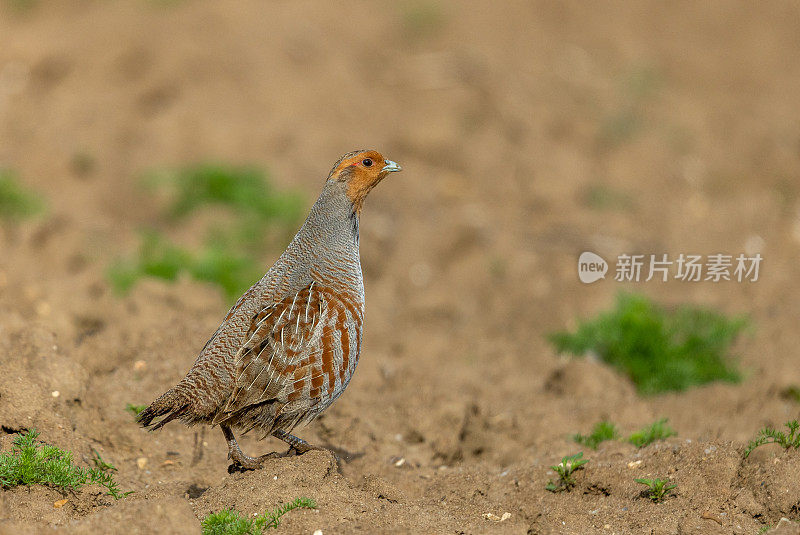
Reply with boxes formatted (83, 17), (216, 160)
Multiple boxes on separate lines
(1, 1), (800, 533)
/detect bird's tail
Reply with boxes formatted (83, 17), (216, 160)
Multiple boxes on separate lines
(137, 388), (190, 430)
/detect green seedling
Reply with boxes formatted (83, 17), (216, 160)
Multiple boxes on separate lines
(125, 403), (148, 418)
(635, 477), (676, 502)
(146, 163), (302, 222)
(744, 420), (800, 458)
(0, 170), (44, 222)
(110, 164), (303, 300)
(780, 385), (800, 404)
(573, 421), (620, 450)
(202, 497), (317, 534)
(549, 293), (746, 394)
(0, 429), (131, 499)
(108, 231), (265, 300)
(628, 418), (676, 448)
(400, 0), (445, 40)
(545, 452), (588, 492)
(583, 184), (634, 211)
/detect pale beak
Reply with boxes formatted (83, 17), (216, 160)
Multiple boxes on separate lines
(381, 160), (402, 173)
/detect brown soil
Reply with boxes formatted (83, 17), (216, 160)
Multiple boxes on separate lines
(1, 1), (800, 533)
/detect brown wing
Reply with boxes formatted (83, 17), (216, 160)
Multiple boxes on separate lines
(216, 282), (360, 424)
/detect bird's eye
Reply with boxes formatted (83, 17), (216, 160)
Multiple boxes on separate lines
(362, 158), (373, 167)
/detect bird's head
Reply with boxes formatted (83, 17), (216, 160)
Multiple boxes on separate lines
(327, 149), (402, 214)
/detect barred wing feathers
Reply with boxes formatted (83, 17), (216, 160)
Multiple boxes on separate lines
(214, 282), (362, 429)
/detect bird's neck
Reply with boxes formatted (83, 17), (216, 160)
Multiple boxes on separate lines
(285, 183), (361, 283)
(304, 182), (360, 245)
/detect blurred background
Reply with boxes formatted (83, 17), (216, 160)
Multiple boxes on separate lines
(1, 1), (800, 533)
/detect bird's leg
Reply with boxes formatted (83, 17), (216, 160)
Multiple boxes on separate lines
(220, 424), (277, 470)
(272, 429), (325, 455)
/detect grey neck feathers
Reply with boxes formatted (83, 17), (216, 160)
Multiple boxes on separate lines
(304, 181), (359, 245)
(283, 182), (360, 279)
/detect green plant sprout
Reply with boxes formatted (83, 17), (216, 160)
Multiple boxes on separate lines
(202, 497), (318, 534)
(628, 418), (676, 448)
(545, 452), (588, 493)
(583, 184), (634, 211)
(125, 403), (148, 418)
(780, 385), (800, 404)
(0, 170), (44, 222)
(744, 420), (800, 458)
(573, 420), (620, 450)
(110, 164), (303, 300)
(635, 477), (676, 502)
(549, 293), (746, 394)
(0, 429), (131, 499)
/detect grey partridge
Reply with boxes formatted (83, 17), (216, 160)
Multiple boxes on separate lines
(139, 150), (401, 469)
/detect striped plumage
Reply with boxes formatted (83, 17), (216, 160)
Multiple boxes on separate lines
(139, 150), (401, 468)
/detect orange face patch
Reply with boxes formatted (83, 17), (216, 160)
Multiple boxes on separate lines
(329, 150), (390, 213)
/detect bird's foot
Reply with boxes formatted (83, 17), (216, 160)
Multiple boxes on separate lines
(286, 442), (326, 456)
(227, 451), (282, 472)
(222, 423), (281, 471)
(272, 429), (328, 456)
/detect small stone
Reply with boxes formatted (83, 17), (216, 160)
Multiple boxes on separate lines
(134, 360), (147, 371)
(700, 511), (723, 526)
(627, 460), (642, 468)
(136, 457), (148, 470)
(394, 457), (406, 467)
(500, 512), (511, 522)
(313, 530), (323, 535)
(51, 391), (60, 398)
(483, 513), (501, 521)
(53, 499), (68, 508)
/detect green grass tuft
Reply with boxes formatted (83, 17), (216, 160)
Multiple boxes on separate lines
(780, 385), (800, 404)
(147, 163), (303, 223)
(583, 184), (634, 211)
(202, 509), (253, 535)
(0, 170), (44, 222)
(0, 429), (131, 499)
(635, 477), (676, 502)
(545, 452), (588, 493)
(548, 293), (747, 395)
(108, 231), (264, 300)
(400, 0), (445, 40)
(110, 164), (303, 300)
(573, 421), (620, 450)
(125, 403), (148, 418)
(744, 420), (800, 458)
(202, 498), (317, 534)
(627, 418), (676, 448)
(4, 0), (38, 12)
